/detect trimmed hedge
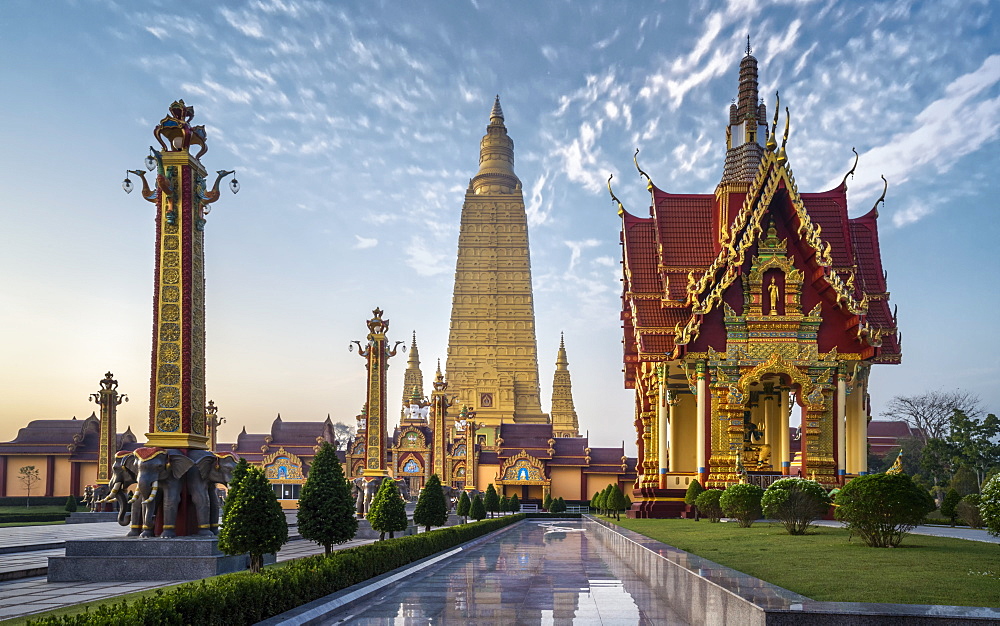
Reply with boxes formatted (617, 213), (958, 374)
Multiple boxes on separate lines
(0, 497), (68, 507)
(522, 512), (582, 519)
(0, 512), (68, 524)
(28, 514), (525, 625)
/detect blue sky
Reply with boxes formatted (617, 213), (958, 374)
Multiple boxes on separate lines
(1, 0), (998, 452)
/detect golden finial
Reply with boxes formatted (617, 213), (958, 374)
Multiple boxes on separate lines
(839, 147), (859, 189)
(871, 175), (888, 217)
(766, 91), (779, 152)
(607, 174), (625, 216)
(633, 148), (652, 188)
(776, 106), (790, 165)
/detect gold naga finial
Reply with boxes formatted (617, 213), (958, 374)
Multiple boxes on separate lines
(776, 106), (790, 165)
(871, 175), (888, 217)
(766, 91), (780, 152)
(839, 147), (859, 189)
(633, 148), (652, 187)
(885, 449), (903, 475)
(607, 174), (625, 216)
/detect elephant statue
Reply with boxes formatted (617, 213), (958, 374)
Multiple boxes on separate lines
(130, 447), (237, 538)
(352, 476), (411, 516)
(99, 450), (138, 527)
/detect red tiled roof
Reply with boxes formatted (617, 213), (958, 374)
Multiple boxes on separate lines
(652, 189), (716, 267)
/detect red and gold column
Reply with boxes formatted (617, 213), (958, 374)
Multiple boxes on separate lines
(90, 372), (127, 485)
(351, 308), (403, 478)
(430, 366), (453, 482)
(123, 101), (237, 451)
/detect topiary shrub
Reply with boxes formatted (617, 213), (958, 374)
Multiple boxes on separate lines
(761, 478), (831, 535)
(834, 473), (936, 547)
(940, 488), (962, 527)
(958, 494), (983, 529)
(470, 493), (487, 521)
(695, 489), (724, 523)
(456, 491), (471, 523)
(297, 442), (357, 554)
(685, 479), (705, 521)
(413, 474), (448, 532)
(508, 493), (520, 513)
(720, 483), (763, 528)
(981, 474), (1000, 537)
(551, 497), (567, 514)
(64, 495), (78, 513)
(543, 492), (553, 512)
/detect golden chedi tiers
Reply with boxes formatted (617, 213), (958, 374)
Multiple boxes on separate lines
(616, 45), (900, 518)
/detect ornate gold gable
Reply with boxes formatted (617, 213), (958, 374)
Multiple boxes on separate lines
(396, 427), (427, 449)
(398, 452), (424, 475)
(496, 449), (549, 486)
(263, 447), (304, 482)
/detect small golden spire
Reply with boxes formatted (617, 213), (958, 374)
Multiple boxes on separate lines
(839, 147), (859, 189)
(776, 106), (790, 165)
(871, 175), (888, 217)
(607, 174), (625, 216)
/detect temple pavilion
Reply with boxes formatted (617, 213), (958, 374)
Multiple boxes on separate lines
(616, 45), (901, 517)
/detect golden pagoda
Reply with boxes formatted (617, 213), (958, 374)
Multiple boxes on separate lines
(445, 96), (548, 433)
(550, 334), (580, 437)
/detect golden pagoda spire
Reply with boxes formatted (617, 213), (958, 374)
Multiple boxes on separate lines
(400, 331), (425, 417)
(550, 333), (579, 438)
(470, 95), (520, 195)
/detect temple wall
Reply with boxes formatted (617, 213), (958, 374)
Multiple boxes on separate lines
(549, 466), (580, 500)
(4, 455), (51, 496)
(477, 462), (498, 492)
(673, 395), (698, 473)
(52, 457), (72, 496)
(78, 462), (97, 490)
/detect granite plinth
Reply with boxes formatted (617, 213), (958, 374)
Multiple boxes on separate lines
(351, 519), (417, 539)
(66, 512), (119, 524)
(47, 536), (274, 582)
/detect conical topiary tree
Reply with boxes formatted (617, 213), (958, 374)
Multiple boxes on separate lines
(543, 492), (553, 512)
(456, 490), (472, 523)
(602, 484), (616, 515)
(508, 493), (521, 513)
(499, 495), (509, 514)
(610, 485), (627, 521)
(64, 495), (78, 513)
(591, 491), (602, 514)
(685, 479), (705, 521)
(413, 474), (448, 532)
(470, 493), (487, 521)
(367, 477), (409, 540)
(551, 496), (567, 513)
(297, 442), (357, 554)
(219, 466), (289, 572)
(222, 457), (250, 522)
(484, 484), (500, 518)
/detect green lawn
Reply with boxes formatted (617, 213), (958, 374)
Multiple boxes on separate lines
(609, 516), (1000, 607)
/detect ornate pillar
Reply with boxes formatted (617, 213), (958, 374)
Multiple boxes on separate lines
(836, 367), (848, 482)
(351, 308), (403, 478)
(430, 366), (453, 482)
(123, 100), (237, 451)
(779, 388), (790, 475)
(90, 372), (128, 485)
(205, 400), (225, 452)
(657, 367), (668, 488)
(667, 394), (682, 473)
(763, 386), (777, 471)
(695, 360), (708, 483)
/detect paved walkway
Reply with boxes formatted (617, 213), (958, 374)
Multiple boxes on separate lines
(0, 520), (375, 621)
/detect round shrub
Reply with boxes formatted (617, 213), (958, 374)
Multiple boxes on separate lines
(834, 473), (936, 548)
(981, 474), (1000, 537)
(720, 483), (763, 527)
(684, 479), (705, 506)
(695, 489), (724, 523)
(762, 478), (831, 535)
(958, 494), (983, 529)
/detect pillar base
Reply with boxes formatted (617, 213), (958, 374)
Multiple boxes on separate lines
(362, 468), (390, 478)
(626, 487), (687, 518)
(143, 433), (209, 450)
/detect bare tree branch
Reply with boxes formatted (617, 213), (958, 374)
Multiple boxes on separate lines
(881, 390), (983, 443)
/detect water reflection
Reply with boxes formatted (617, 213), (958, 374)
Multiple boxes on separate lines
(320, 520), (687, 625)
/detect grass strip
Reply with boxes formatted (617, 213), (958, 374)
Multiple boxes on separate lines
(608, 516), (1000, 606)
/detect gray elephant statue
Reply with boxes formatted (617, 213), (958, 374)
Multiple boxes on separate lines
(352, 476), (411, 516)
(99, 450), (138, 527)
(129, 447), (237, 538)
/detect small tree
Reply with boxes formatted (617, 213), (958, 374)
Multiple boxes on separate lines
(602, 484), (616, 515)
(940, 488), (962, 526)
(720, 483), (764, 528)
(297, 442), (357, 554)
(367, 477), (409, 540)
(950, 466), (980, 496)
(222, 458), (250, 521)
(413, 474), (448, 532)
(542, 491), (553, 512)
(470, 493), (487, 521)
(219, 466), (288, 573)
(591, 491), (602, 514)
(685, 479), (705, 521)
(551, 496), (566, 513)
(484, 484), (500, 518)
(695, 489), (724, 522)
(64, 495), (78, 513)
(958, 493), (983, 529)
(499, 495), (510, 514)
(761, 478), (831, 535)
(981, 474), (1000, 537)
(834, 473), (936, 547)
(456, 491), (471, 523)
(610, 486), (627, 521)
(17, 466), (41, 507)
(508, 493), (520, 513)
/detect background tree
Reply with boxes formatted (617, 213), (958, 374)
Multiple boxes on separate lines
(684, 479), (705, 521)
(591, 491), (602, 514)
(720, 483), (764, 528)
(882, 390), (982, 443)
(297, 442), (357, 554)
(940, 488), (962, 526)
(543, 492), (553, 512)
(219, 466), (288, 572)
(761, 478), (831, 535)
(17, 466), (40, 507)
(332, 421), (356, 451)
(367, 477), (409, 540)
(456, 490), (471, 523)
(508, 493), (520, 513)
(958, 494), (983, 529)
(918, 438), (954, 488)
(981, 474), (1000, 537)
(484, 484), (500, 518)
(947, 411), (1000, 489)
(498, 495), (509, 514)
(413, 474), (448, 532)
(949, 466), (980, 496)
(470, 493), (487, 521)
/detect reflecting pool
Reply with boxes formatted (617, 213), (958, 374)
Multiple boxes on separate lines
(319, 520), (688, 625)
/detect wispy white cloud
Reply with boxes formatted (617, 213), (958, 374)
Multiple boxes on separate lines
(404, 235), (451, 277)
(353, 235), (378, 249)
(564, 239), (601, 271)
(891, 202), (933, 228)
